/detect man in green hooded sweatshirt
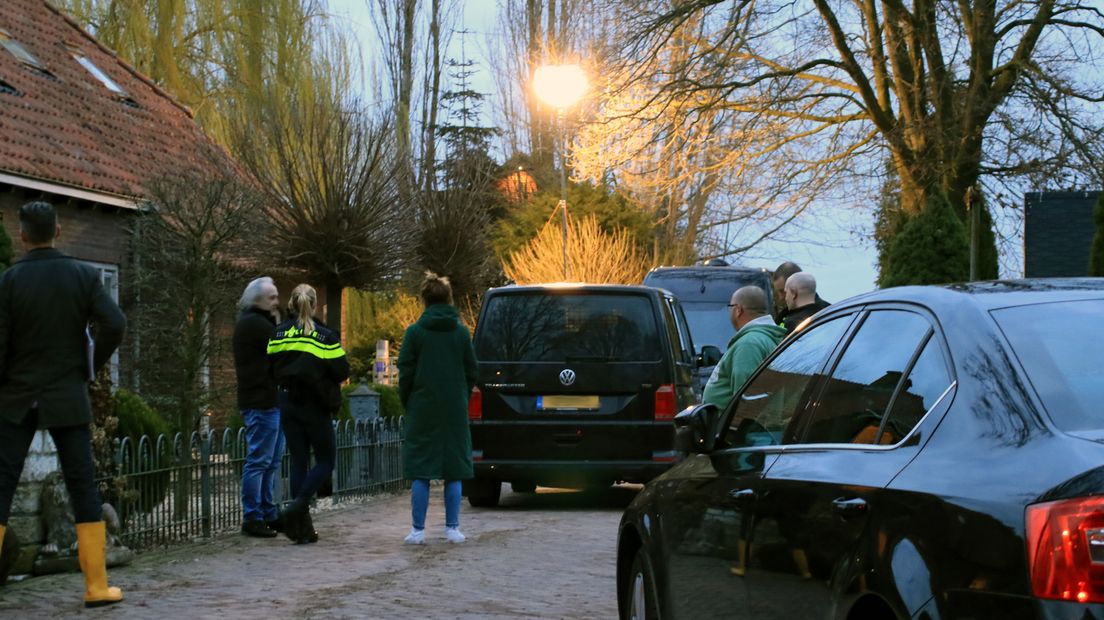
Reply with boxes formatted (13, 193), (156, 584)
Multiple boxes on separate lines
(702, 286), (787, 408)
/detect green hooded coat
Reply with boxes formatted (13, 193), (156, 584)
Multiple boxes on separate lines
(397, 304), (477, 480)
(702, 320), (787, 408)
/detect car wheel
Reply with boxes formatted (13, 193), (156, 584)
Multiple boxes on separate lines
(464, 478), (501, 508)
(625, 548), (661, 620)
(511, 481), (537, 494)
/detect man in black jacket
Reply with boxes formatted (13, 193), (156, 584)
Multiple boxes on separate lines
(0, 202), (126, 607)
(233, 276), (284, 538)
(782, 272), (831, 334)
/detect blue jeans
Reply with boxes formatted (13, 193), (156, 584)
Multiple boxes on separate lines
(411, 479), (461, 530)
(241, 408), (284, 523)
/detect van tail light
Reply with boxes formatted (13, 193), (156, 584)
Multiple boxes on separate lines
(1026, 495), (1104, 603)
(468, 387), (482, 421)
(655, 384), (676, 421)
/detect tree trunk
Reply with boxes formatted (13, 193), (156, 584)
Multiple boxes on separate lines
(325, 277), (343, 335)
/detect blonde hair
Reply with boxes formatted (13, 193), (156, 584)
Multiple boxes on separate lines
(288, 284), (317, 333)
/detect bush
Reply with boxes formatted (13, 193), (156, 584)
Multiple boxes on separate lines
(112, 389), (173, 516)
(1091, 193), (1104, 277)
(336, 382), (404, 422)
(881, 193), (970, 287)
(115, 388), (173, 440)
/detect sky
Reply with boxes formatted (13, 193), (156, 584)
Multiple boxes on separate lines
(327, 0), (882, 303)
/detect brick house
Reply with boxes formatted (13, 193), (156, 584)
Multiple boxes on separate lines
(0, 0), (237, 572)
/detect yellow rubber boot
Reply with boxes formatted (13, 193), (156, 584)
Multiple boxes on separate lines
(75, 521), (123, 608)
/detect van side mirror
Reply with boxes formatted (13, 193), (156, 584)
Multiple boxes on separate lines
(697, 345), (722, 367)
(674, 403), (719, 454)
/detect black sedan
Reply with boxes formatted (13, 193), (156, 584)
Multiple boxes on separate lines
(617, 279), (1104, 619)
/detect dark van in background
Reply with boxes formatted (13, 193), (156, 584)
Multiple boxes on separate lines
(465, 284), (700, 507)
(643, 263), (774, 395)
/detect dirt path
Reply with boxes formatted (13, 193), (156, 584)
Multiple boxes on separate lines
(0, 485), (638, 619)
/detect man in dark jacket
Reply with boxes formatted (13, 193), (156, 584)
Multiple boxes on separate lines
(233, 276), (283, 538)
(782, 272), (830, 334)
(0, 202), (126, 607)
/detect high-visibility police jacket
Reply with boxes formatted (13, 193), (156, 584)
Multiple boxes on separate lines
(266, 317), (350, 413)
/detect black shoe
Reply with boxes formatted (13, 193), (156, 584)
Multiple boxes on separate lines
(296, 511), (319, 544)
(266, 513), (285, 534)
(283, 498), (308, 543)
(242, 520), (277, 538)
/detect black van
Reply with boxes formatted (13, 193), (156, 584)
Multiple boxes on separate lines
(465, 284), (701, 507)
(643, 265), (774, 395)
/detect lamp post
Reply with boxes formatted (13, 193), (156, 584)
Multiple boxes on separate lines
(533, 64), (587, 280)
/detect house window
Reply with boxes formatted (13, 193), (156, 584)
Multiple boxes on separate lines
(0, 30), (50, 76)
(70, 51), (125, 95)
(86, 261), (120, 386)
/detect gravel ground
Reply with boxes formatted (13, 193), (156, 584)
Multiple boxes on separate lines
(0, 485), (638, 619)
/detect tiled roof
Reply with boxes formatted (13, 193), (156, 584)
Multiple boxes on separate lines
(0, 1), (234, 202)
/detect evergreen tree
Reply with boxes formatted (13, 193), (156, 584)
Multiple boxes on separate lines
(1091, 192), (1104, 277)
(881, 193), (970, 287)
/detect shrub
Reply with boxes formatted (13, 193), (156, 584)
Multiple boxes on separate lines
(1091, 193), (1104, 277)
(112, 389), (173, 516)
(115, 388), (173, 440)
(336, 382), (404, 422)
(881, 193), (970, 287)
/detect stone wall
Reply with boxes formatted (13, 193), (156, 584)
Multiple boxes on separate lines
(7, 431), (57, 574)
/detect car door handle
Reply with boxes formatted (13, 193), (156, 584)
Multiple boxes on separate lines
(728, 488), (757, 502)
(832, 497), (868, 518)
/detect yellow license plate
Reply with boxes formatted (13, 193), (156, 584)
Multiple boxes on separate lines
(539, 395), (600, 411)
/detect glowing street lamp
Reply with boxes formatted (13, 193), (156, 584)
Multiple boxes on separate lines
(533, 64), (587, 280)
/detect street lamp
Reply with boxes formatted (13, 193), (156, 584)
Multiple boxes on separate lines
(533, 64), (587, 280)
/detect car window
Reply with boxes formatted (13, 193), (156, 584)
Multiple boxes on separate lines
(799, 310), (931, 445)
(662, 295), (688, 361)
(992, 299), (1104, 432)
(666, 298), (694, 363)
(873, 336), (953, 444)
(475, 293), (662, 362)
(721, 314), (853, 448)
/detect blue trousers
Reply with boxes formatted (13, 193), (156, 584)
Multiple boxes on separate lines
(411, 479), (461, 530)
(241, 408), (284, 523)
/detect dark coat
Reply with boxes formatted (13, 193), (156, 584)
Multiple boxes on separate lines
(0, 248), (126, 428)
(233, 307), (278, 410)
(782, 297), (832, 334)
(267, 316), (349, 414)
(397, 304), (477, 481)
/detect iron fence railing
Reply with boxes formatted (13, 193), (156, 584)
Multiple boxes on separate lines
(99, 418), (404, 551)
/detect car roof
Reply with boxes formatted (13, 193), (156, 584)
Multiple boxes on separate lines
(645, 266), (771, 278)
(486, 283), (667, 296)
(832, 278), (1104, 312)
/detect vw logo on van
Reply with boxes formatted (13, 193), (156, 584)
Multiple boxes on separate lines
(559, 368), (576, 386)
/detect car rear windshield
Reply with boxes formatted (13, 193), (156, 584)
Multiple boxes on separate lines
(992, 299), (1104, 432)
(475, 293), (661, 362)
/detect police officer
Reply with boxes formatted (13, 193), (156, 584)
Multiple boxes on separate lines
(0, 202), (127, 607)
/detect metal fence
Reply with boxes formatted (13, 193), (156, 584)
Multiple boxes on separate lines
(100, 418), (404, 551)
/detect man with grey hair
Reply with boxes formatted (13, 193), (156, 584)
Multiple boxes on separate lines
(233, 276), (284, 537)
(782, 272), (830, 335)
(703, 286), (787, 408)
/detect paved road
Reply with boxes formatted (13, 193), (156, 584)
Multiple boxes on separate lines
(0, 485), (638, 619)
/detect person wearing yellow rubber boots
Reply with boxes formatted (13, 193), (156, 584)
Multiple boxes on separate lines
(0, 202), (126, 607)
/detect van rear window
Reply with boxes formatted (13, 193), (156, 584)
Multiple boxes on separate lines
(475, 293), (661, 362)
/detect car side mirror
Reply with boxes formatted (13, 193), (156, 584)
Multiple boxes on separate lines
(674, 403), (719, 454)
(697, 345), (722, 367)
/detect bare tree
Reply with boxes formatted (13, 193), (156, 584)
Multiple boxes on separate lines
(230, 87), (409, 332)
(607, 0), (1104, 242)
(126, 171), (261, 433)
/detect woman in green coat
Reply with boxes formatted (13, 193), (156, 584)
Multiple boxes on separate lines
(397, 273), (477, 545)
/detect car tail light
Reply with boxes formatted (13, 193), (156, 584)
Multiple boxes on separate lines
(655, 384), (676, 420)
(468, 387), (482, 421)
(1026, 495), (1104, 603)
